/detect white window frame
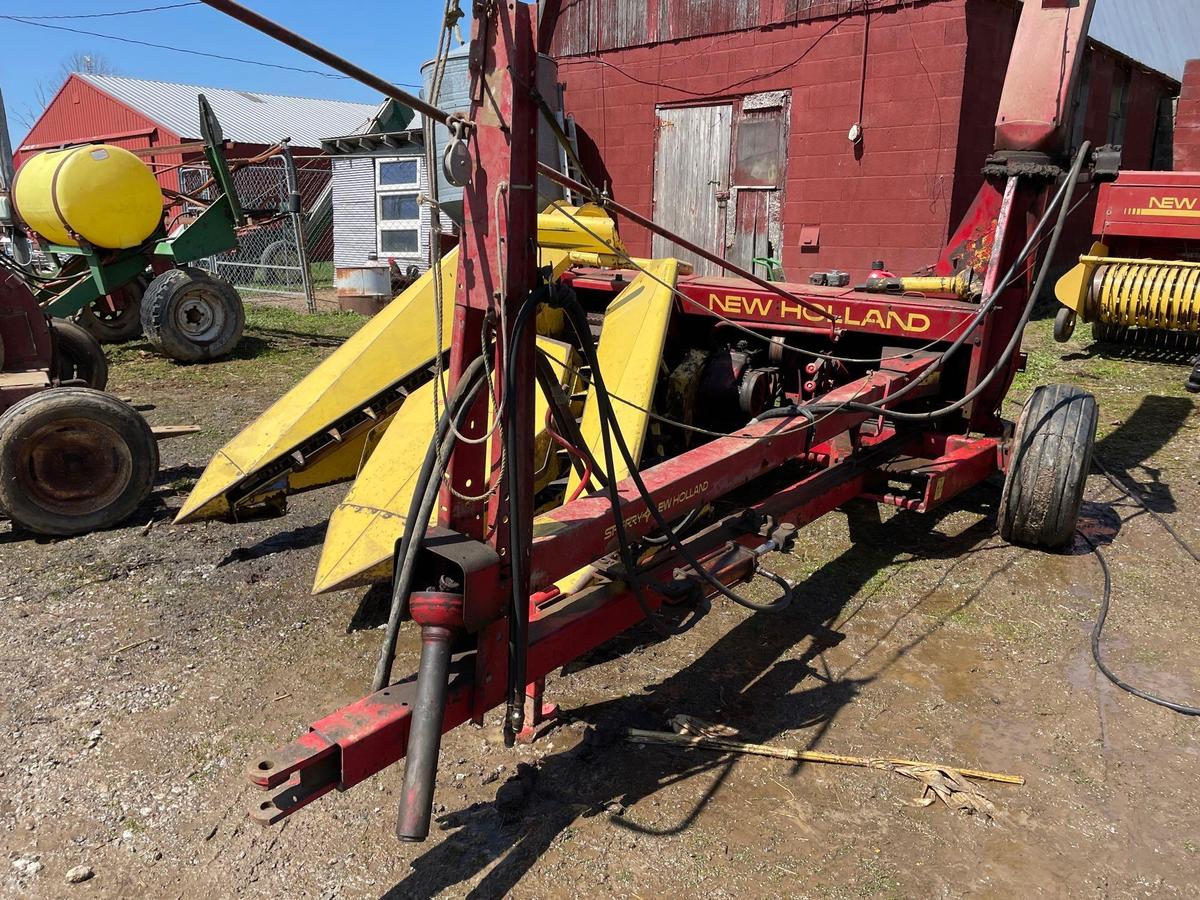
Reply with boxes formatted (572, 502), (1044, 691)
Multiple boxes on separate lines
(375, 157), (421, 259)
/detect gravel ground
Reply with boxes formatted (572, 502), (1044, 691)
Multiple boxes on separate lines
(1, 310), (1197, 899)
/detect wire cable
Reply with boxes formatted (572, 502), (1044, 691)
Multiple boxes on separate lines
(11, 3), (201, 18)
(1084, 534), (1200, 716)
(0, 14), (351, 80)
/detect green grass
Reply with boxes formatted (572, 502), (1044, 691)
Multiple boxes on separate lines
(244, 303), (364, 339)
(103, 303), (367, 394)
(309, 261), (335, 289)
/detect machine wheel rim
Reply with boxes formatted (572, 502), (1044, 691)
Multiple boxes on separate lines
(14, 417), (134, 517)
(174, 285), (227, 344)
(94, 281), (143, 327)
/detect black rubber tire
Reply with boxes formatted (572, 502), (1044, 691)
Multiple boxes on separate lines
(75, 276), (148, 343)
(0, 387), (158, 536)
(51, 318), (109, 390)
(999, 384), (1098, 551)
(1053, 306), (1076, 343)
(141, 267), (245, 362)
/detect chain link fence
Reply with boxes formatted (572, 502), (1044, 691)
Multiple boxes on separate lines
(181, 153), (334, 309)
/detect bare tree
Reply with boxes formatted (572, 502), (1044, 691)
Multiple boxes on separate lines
(16, 52), (120, 132)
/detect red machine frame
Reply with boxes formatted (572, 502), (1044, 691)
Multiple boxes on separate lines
(196, 0), (1095, 838)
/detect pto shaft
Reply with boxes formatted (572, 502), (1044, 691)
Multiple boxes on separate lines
(396, 591), (464, 842)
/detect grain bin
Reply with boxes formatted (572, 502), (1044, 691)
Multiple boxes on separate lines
(420, 46), (565, 223)
(14, 144), (163, 249)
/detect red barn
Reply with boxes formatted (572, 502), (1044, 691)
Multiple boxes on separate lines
(15, 73), (377, 192)
(548, 0), (1181, 280)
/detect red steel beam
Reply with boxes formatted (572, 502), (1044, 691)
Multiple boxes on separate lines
(244, 361), (951, 824)
(527, 356), (932, 588)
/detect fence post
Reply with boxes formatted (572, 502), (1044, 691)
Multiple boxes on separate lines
(0, 87), (34, 267)
(281, 140), (317, 313)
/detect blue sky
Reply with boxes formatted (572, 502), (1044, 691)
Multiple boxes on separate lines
(1, 2), (461, 141)
(3, 0), (1199, 145)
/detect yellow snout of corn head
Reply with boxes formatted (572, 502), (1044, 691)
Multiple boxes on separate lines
(177, 204), (679, 595)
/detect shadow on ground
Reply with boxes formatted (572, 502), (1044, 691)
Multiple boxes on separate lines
(1094, 394), (1195, 515)
(382, 490), (1012, 898)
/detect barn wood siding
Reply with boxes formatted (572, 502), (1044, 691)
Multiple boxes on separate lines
(552, 0), (910, 57)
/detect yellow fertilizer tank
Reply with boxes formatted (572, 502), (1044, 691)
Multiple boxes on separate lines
(14, 144), (163, 249)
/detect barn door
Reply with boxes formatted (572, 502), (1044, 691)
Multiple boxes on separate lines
(728, 92), (790, 278)
(652, 104), (732, 275)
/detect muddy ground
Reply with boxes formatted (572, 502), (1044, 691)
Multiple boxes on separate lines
(2, 309), (1198, 899)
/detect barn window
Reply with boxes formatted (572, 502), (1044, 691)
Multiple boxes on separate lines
(733, 94), (789, 189)
(376, 157), (420, 258)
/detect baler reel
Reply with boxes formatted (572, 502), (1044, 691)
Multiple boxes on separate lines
(1056, 244), (1200, 392)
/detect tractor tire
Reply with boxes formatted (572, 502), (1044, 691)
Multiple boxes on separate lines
(141, 267), (245, 362)
(998, 384), (1098, 551)
(51, 318), (109, 390)
(0, 387), (158, 536)
(75, 276), (148, 343)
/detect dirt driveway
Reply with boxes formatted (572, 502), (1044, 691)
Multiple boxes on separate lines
(2, 310), (1197, 898)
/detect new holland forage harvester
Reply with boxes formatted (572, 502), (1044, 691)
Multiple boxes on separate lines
(184, 0), (1102, 840)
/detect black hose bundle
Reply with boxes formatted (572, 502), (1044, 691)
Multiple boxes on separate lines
(558, 292), (794, 615)
(372, 355), (490, 691)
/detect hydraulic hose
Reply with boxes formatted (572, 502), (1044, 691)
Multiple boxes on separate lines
(502, 288), (549, 744)
(561, 296), (794, 616)
(372, 356), (487, 692)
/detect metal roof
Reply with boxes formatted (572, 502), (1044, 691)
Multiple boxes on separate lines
(1090, 0), (1200, 82)
(78, 73), (378, 149)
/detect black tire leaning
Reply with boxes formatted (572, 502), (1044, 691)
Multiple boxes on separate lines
(998, 384), (1098, 551)
(51, 318), (109, 390)
(0, 387), (158, 536)
(75, 275), (148, 343)
(141, 267), (245, 362)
